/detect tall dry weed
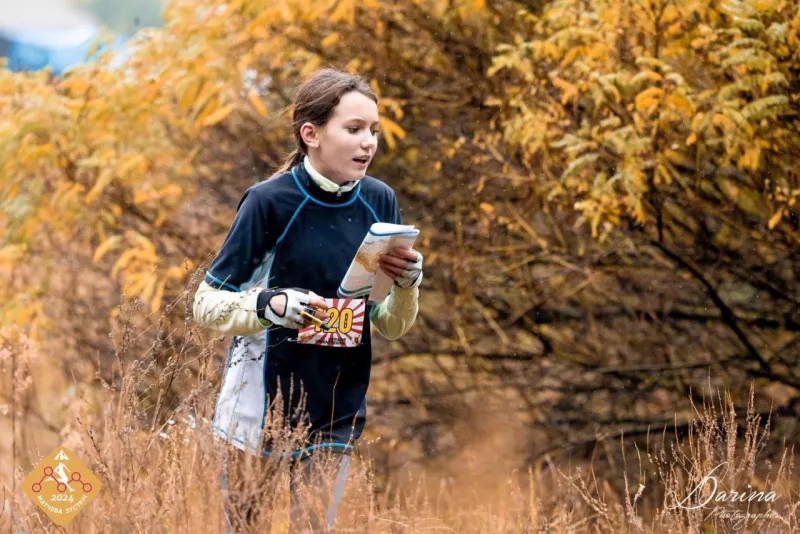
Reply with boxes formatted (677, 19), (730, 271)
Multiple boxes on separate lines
(0, 281), (797, 533)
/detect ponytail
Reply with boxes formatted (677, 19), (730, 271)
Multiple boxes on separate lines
(268, 148), (305, 180)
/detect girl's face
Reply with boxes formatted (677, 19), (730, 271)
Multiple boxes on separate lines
(304, 91), (380, 183)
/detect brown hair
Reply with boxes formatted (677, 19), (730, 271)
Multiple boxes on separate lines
(270, 68), (378, 178)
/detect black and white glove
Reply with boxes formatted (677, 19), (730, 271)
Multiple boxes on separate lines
(256, 287), (321, 329)
(393, 250), (424, 289)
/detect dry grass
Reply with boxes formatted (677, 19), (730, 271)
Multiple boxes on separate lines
(0, 282), (798, 533)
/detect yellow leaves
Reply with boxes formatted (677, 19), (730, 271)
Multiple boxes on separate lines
(0, 244), (27, 269)
(6, 300), (45, 337)
(665, 94), (695, 117)
(378, 97), (405, 121)
(476, 175), (486, 193)
(77, 148), (116, 169)
(116, 253), (184, 315)
(175, 147), (200, 177)
(487, 143), (505, 162)
(0, 2), (271, 328)
(719, 177), (739, 201)
(125, 230), (156, 253)
(300, 55), (323, 77)
(664, 20), (683, 37)
(635, 57), (670, 72)
(109, 229), (169, 312)
(663, 148), (693, 168)
(111, 249), (142, 278)
(630, 70), (663, 87)
(133, 184), (184, 205)
(93, 236), (123, 263)
(767, 209), (783, 229)
(123, 272), (149, 300)
(329, 0), (355, 24)
(58, 77), (91, 97)
(379, 116), (406, 150)
(596, 76), (621, 104)
(321, 33), (340, 48)
(165, 266), (186, 280)
(479, 202), (495, 214)
(562, 153), (599, 179)
(721, 108), (754, 137)
(654, 164), (673, 185)
(246, 87), (268, 118)
(738, 146), (761, 171)
(117, 154), (149, 180)
(635, 87), (663, 111)
(630, 195), (646, 225)
(85, 169), (113, 205)
(189, 82), (218, 121)
(178, 77), (203, 111)
(18, 143), (53, 166)
(559, 47), (581, 69)
(124, 269), (180, 315)
(552, 77), (578, 104)
(198, 103), (236, 127)
(5, 182), (20, 201)
(51, 182), (81, 208)
(711, 113), (733, 129)
(691, 112), (705, 132)
(741, 95), (789, 120)
(479, 0), (795, 244)
(111, 231), (156, 278)
(586, 42), (609, 62)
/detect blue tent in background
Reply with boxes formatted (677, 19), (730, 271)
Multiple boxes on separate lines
(0, 0), (127, 75)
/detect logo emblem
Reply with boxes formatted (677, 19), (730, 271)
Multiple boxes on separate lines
(22, 447), (101, 526)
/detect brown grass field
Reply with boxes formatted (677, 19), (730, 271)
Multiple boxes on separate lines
(1, 283), (797, 533)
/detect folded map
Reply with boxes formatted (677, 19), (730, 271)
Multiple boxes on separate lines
(337, 222), (420, 303)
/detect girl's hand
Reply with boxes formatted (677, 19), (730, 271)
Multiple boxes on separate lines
(262, 288), (328, 329)
(378, 247), (424, 289)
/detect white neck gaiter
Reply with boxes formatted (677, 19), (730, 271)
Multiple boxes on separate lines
(303, 156), (360, 194)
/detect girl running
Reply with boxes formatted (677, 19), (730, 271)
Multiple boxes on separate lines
(193, 68), (423, 531)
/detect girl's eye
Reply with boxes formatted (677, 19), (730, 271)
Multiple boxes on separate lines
(347, 127), (359, 133)
(372, 131), (381, 136)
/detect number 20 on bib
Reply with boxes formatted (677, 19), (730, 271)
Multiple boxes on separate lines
(298, 298), (365, 347)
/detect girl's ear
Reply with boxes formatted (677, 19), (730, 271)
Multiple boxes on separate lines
(300, 122), (320, 148)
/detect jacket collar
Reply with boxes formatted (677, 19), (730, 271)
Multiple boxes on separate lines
(291, 160), (362, 205)
(304, 156), (359, 194)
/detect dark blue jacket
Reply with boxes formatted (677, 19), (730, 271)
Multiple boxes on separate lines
(204, 163), (402, 457)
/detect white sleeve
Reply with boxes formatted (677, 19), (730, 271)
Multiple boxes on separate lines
(370, 286), (419, 341)
(192, 280), (270, 337)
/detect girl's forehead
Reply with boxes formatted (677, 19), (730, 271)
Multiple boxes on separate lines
(332, 92), (379, 123)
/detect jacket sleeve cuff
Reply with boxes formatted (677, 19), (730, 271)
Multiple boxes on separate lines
(386, 286), (418, 316)
(371, 286), (419, 341)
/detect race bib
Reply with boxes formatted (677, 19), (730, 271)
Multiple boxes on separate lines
(297, 298), (365, 347)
